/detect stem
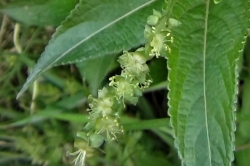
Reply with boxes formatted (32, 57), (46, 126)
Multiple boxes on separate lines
(155, 0), (176, 33)
(122, 118), (170, 131)
(165, 0), (176, 19)
(23, 27), (41, 52)
(30, 80), (38, 114)
(13, 23), (22, 54)
(0, 15), (7, 47)
(236, 142), (250, 151)
(13, 23), (39, 114)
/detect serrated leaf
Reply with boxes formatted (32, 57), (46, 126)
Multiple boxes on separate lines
(167, 0), (248, 165)
(0, 0), (77, 26)
(17, 0), (163, 98)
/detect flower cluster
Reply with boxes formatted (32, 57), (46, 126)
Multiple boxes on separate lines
(69, 9), (180, 166)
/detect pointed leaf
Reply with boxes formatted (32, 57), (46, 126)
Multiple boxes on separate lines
(0, 0), (77, 26)
(17, 0), (163, 98)
(168, 0), (248, 165)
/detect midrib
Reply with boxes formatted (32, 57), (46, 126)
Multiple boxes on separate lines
(203, 0), (212, 165)
(45, 0), (156, 71)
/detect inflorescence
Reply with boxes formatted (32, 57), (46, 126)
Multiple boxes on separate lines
(68, 9), (180, 166)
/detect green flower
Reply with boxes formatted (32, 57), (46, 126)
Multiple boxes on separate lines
(95, 116), (123, 141)
(67, 149), (86, 166)
(150, 32), (166, 57)
(109, 75), (140, 105)
(118, 50), (149, 83)
(88, 87), (115, 119)
(67, 139), (95, 166)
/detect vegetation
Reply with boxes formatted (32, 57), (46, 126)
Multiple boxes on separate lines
(0, 0), (250, 166)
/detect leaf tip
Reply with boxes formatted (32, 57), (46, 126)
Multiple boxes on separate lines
(16, 87), (26, 99)
(16, 78), (32, 99)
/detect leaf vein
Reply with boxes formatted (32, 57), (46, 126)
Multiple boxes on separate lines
(203, 0), (212, 165)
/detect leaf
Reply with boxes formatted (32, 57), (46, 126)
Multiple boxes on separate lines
(76, 55), (116, 96)
(17, 0), (164, 98)
(0, 108), (23, 120)
(135, 150), (173, 166)
(235, 149), (250, 166)
(0, 152), (28, 163)
(144, 81), (168, 93)
(167, 0), (248, 165)
(0, 109), (87, 129)
(148, 57), (168, 87)
(53, 91), (87, 110)
(0, 0), (77, 26)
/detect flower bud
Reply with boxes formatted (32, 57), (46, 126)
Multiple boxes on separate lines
(168, 18), (181, 29)
(147, 15), (159, 26)
(153, 9), (162, 18)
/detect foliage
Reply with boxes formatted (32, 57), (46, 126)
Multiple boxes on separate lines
(168, 1), (248, 165)
(0, 0), (250, 166)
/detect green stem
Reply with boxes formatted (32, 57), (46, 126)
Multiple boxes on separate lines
(236, 142), (250, 151)
(165, 0), (176, 18)
(155, 0), (176, 34)
(0, 15), (7, 47)
(122, 118), (170, 130)
(13, 23), (22, 54)
(30, 80), (38, 114)
(13, 24), (39, 114)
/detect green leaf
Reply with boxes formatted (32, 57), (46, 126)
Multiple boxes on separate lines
(76, 55), (116, 96)
(148, 57), (168, 87)
(17, 0), (163, 98)
(0, 0), (77, 26)
(144, 80), (168, 93)
(167, 0), (248, 165)
(0, 152), (28, 163)
(135, 150), (173, 166)
(53, 91), (87, 110)
(0, 108), (23, 120)
(235, 149), (250, 166)
(0, 109), (87, 129)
